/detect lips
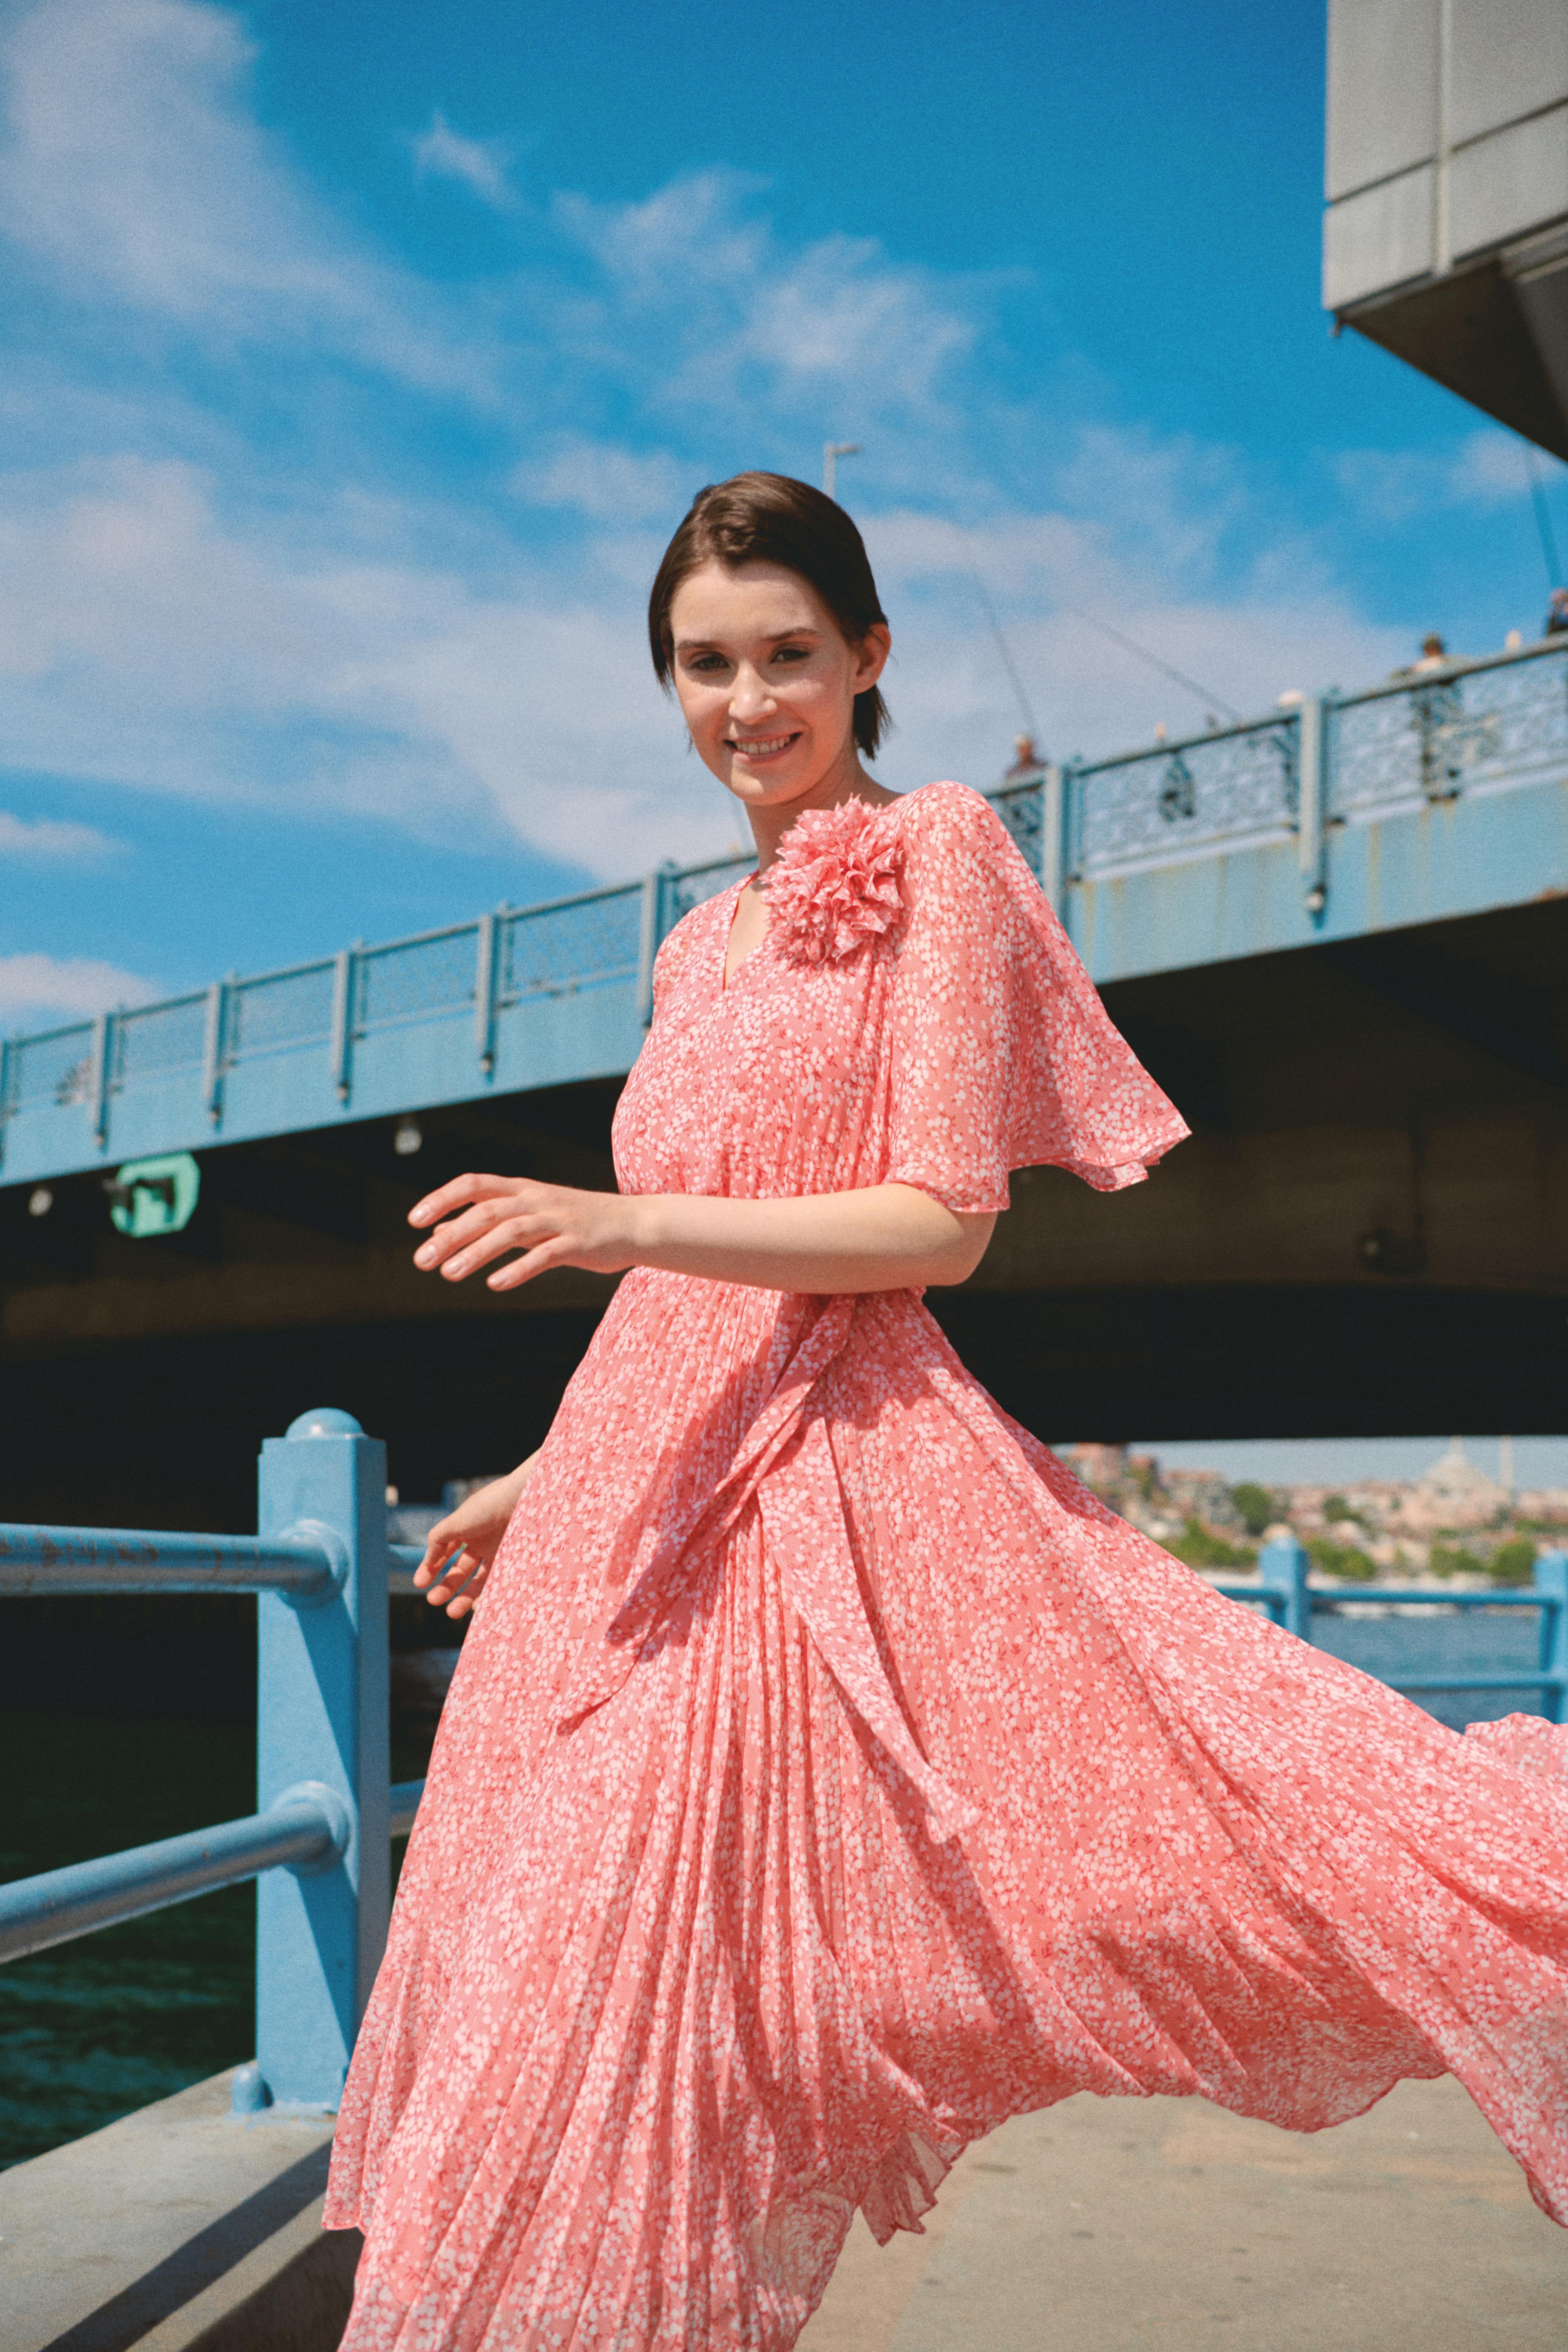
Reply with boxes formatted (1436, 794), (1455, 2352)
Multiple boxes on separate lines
(727, 731), (801, 758)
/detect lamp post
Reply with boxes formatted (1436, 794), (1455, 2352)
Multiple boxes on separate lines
(823, 442), (861, 501)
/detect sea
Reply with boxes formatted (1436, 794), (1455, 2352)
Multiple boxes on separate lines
(0, 1607), (1550, 2170)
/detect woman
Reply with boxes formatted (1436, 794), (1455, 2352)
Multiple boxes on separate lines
(326, 473), (1568, 2348)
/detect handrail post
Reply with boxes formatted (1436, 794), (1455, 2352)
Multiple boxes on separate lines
(637, 864), (677, 1029)
(1260, 1532), (1313, 1642)
(1298, 693), (1330, 923)
(244, 1407), (388, 2114)
(474, 910), (500, 1076)
(1535, 1550), (1568, 1726)
(1039, 762), (1066, 914)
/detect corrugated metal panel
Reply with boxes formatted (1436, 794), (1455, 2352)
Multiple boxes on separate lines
(1325, 0), (1437, 202)
(1324, 164), (1435, 307)
(1449, 0), (1568, 148)
(1450, 102), (1568, 260)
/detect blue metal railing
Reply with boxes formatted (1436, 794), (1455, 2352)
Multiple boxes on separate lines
(0, 1405), (431, 2116)
(2, 634), (1564, 1188)
(4, 1483), (1565, 2117)
(1216, 1536), (1568, 1720)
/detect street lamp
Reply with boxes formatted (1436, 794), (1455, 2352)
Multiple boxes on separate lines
(823, 442), (861, 501)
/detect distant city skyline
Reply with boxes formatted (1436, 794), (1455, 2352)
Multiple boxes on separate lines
(3, 0), (1566, 1032)
(1123, 1434), (1568, 1491)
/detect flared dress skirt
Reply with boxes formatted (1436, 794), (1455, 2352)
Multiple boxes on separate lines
(325, 785), (1568, 2350)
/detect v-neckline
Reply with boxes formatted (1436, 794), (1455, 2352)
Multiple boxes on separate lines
(721, 875), (769, 994)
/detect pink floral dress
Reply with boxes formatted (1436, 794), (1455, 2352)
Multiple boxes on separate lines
(326, 783), (1568, 2350)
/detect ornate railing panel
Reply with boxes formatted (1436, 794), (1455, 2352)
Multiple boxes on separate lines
(666, 855), (755, 925)
(11, 1023), (96, 1111)
(1332, 645), (1568, 825)
(227, 963), (336, 1062)
(115, 995), (208, 1085)
(358, 926), (479, 1033)
(990, 780), (1045, 878)
(1075, 718), (1299, 881)
(2, 639), (1565, 1176)
(500, 885), (643, 1003)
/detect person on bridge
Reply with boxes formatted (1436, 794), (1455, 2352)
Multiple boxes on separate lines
(324, 472), (1568, 2350)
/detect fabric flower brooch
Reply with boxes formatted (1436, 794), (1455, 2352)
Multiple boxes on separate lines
(763, 798), (905, 967)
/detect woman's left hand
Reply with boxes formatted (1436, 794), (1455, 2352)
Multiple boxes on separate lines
(410, 1173), (643, 1292)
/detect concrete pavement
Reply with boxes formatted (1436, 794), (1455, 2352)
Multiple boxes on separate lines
(800, 2076), (1568, 2352)
(5, 2066), (1564, 2348)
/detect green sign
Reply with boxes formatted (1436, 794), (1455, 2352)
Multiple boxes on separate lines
(107, 1154), (202, 1238)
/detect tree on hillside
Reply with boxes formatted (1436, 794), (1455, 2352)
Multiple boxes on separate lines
(1230, 1482), (1276, 1537)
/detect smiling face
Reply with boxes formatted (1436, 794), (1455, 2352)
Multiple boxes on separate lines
(668, 558), (891, 820)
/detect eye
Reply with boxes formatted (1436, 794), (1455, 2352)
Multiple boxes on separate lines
(772, 643), (811, 665)
(686, 652), (728, 674)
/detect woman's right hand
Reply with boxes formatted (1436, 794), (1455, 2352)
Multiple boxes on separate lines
(412, 1453), (539, 1619)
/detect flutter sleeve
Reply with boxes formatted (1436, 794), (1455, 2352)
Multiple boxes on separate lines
(883, 783), (1190, 1213)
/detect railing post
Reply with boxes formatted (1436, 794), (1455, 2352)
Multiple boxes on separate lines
(242, 1407), (388, 2115)
(1260, 1531), (1313, 1642)
(91, 1011), (114, 1149)
(1039, 762), (1066, 914)
(637, 864), (677, 1029)
(330, 946), (359, 1107)
(1535, 1550), (1568, 1726)
(1297, 693), (1330, 922)
(474, 910), (501, 1076)
(202, 976), (232, 1129)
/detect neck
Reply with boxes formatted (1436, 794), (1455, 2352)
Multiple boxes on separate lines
(743, 742), (897, 873)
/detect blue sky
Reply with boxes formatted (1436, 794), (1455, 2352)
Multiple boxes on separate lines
(4, 0), (1566, 1039)
(4, 0), (1565, 1477)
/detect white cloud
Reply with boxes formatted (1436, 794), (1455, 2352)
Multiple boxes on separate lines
(0, 0), (494, 399)
(0, 450), (733, 870)
(1332, 428), (1564, 523)
(0, 809), (123, 857)
(510, 437), (688, 524)
(0, 4), (1437, 877)
(411, 110), (514, 209)
(1448, 428), (1560, 504)
(0, 428), (1408, 880)
(552, 169), (985, 438)
(0, 951), (162, 1022)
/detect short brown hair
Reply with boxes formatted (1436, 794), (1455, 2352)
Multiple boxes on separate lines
(648, 471), (891, 756)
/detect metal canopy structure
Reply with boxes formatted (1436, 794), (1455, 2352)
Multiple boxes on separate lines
(3, 637), (1566, 1196)
(1323, 0), (1568, 458)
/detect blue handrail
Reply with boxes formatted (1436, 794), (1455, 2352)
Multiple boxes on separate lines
(0, 1524), (340, 1599)
(2, 1457), (1564, 2120)
(0, 1784), (348, 1964)
(1213, 1539), (1568, 1711)
(0, 1405), (398, 2115)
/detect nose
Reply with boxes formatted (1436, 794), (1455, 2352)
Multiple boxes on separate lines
(728, 664), (775, 724)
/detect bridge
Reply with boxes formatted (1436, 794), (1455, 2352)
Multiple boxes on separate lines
(2, 637), (1566, 1531)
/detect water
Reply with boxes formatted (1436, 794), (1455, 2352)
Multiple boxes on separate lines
(1307, 1603), (1548, 1733)
(0, 1714), (254, 2170)
(0, 1614), (1550, 2169)
(0, 1703), (434, 2172)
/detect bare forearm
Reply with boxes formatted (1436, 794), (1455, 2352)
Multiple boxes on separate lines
(623, 1184), (992, 1292)
(410, 1173), (995, 1294)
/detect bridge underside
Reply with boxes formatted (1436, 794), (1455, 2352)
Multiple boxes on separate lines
(3, 896), (1564, 1532)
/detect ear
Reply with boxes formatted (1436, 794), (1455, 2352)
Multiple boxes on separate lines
(852, 621), (891, 693)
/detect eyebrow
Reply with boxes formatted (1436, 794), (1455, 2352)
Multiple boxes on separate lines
(673, 626), (824, 653)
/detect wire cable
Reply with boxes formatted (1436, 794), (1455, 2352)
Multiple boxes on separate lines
(967, 564), (1042, 744)
(1055, 602), (1243, 724)
(1523, 441), (1563, 590)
